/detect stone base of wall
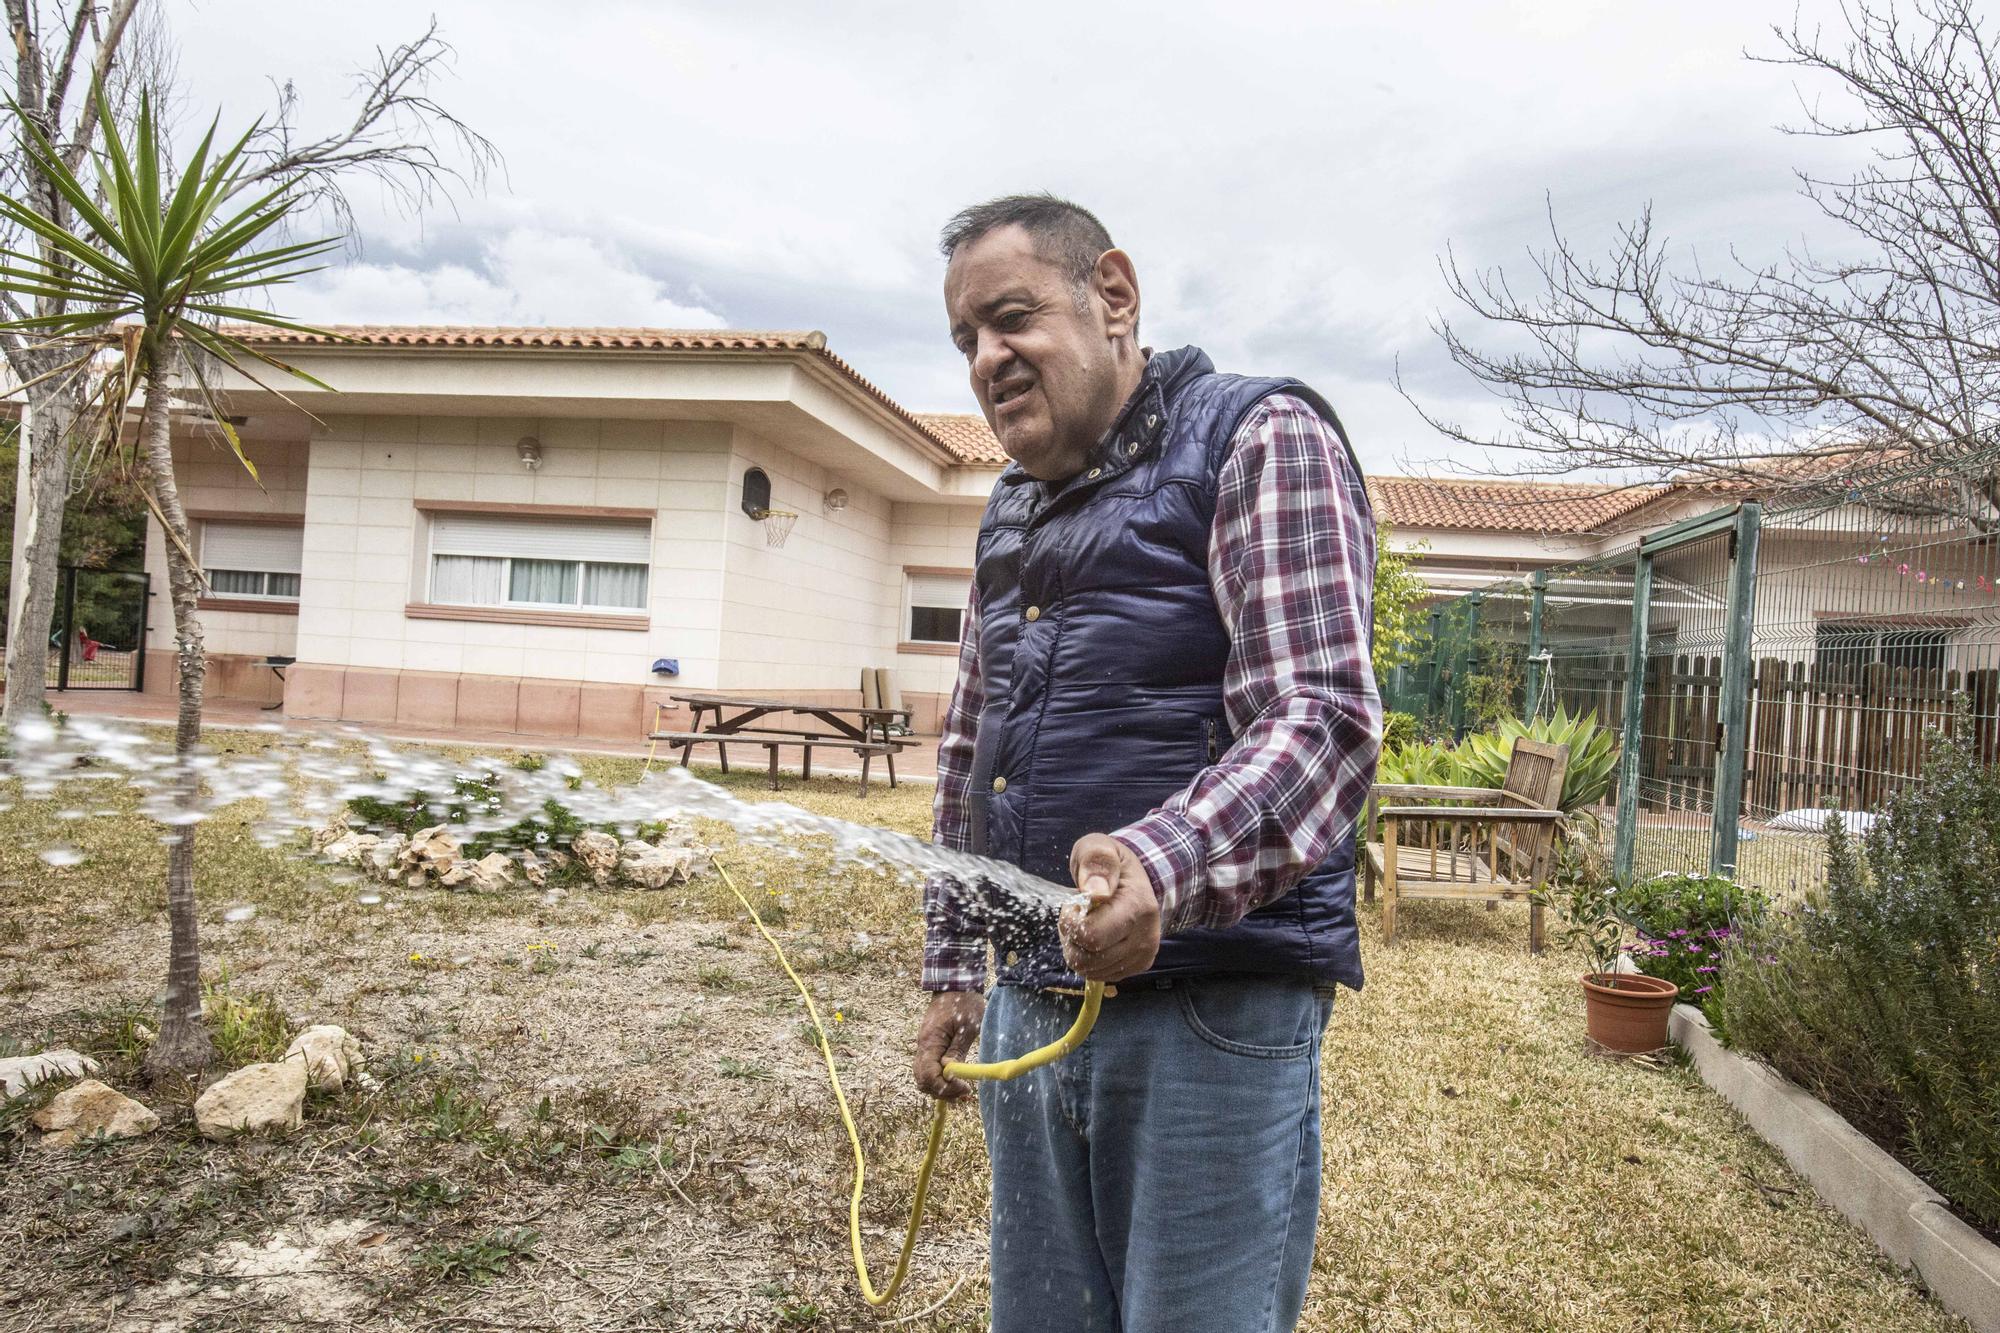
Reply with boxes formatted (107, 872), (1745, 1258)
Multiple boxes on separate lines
(283, 666), (947, 743)
(142, 650), (286, 705)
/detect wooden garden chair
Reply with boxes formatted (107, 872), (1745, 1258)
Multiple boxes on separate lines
(1363, 738), (1570, 952)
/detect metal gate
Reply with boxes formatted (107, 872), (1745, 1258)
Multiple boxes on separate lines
(47, 566), (149, 691)
(1611, 504), (1761, 882)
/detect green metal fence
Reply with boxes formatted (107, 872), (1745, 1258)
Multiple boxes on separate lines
(1384, 455), (2000, 897)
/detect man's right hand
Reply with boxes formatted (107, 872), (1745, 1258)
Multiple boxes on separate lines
(913, 991), (985, 1101)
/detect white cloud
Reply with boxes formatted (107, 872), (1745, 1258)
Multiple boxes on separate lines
(285, 229), (726, 329)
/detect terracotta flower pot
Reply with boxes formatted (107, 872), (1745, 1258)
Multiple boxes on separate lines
(1580, 972), (1680, 1053)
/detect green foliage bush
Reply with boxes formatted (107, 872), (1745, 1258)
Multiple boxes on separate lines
(345, 764), (592, 859)
(1375, 703), (1618, 813)
(1613, 873), (1768, 1020)
(1380, 710), (1422, 752)
(1718, 713), (2000, 1230)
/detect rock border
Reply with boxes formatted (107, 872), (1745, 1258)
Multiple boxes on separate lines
(1670, 1003), (2000, 1333)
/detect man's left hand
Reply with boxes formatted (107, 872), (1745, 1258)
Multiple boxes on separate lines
(1060, 833), (1162, 982)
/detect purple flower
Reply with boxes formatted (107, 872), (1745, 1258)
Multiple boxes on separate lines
(1694, 985), (1713, 995)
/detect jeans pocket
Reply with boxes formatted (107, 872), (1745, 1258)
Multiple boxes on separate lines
(1175, 976), (1322, 1059)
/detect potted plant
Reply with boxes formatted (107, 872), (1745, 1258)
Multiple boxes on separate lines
(1538, 876), (1680, 1053)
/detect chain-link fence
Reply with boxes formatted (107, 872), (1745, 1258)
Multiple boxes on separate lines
(1383, 454), (2000, 897)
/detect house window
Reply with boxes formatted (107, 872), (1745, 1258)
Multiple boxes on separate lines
(1815, 619), (1950, 680)
(200, 520), (302, 600)
(906, 571), (970, 645)
(428, 511), (650, 612)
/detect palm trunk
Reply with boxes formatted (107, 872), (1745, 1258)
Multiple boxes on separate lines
(137, 352), (211, 1085)
(3, 386), (75, 725)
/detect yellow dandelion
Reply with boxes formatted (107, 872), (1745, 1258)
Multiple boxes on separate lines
(834, 1011), (845, 1023)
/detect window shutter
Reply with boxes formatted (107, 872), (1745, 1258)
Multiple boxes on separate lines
(201, 520), (303, 574)
(908, 572), (970, 609)
(430, 511), (650, 563)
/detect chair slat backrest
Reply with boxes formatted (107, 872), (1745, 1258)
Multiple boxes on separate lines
(1494, 738), (1569, 883)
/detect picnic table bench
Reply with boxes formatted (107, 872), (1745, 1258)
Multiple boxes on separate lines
(650, 692), (913, 796)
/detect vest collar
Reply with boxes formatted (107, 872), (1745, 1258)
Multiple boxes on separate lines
(997, 345), (1215, 495)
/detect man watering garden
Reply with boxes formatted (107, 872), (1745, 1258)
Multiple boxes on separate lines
(912, 193), (1383, 1333)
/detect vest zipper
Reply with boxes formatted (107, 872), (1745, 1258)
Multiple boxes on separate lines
(1206, 718), (1220, 763)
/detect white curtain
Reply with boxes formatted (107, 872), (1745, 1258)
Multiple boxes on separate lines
(508, 558), (578, 606)
(210, 569), (265, 596)
(432, 554), (505, 605)
(582, 562), (647, 609)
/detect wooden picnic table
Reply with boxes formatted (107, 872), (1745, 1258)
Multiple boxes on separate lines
(652, 691), (913, 795)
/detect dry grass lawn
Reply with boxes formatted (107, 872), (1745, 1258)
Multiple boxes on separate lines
(0, 732), (1969, 1332)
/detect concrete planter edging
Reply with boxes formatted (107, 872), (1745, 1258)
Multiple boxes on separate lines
(1669, 1002), (2000, 1333)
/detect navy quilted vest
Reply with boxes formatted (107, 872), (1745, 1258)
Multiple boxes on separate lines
(967, 345), (1367, 991)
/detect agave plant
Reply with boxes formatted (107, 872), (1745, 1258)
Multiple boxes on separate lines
(0, 87), (338, 1082)
(1451, 703), (1619, 812)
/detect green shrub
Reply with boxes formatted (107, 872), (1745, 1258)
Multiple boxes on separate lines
(1381, 710), (1421, 751)
(1375, 703), (1618, 813)
(1613, 873), (1768, 1020)
(1718, 710), (2000, 1231)
(346, 771), (591, 859)
(1452, 704), (1617, 812)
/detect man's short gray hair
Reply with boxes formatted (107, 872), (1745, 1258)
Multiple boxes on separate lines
(939, 193), (1117, 294)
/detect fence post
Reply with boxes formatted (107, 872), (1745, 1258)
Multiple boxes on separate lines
(1709, 503), (1764, 876)
(1524, 571), (1548, 718)
(133, 572), (150, 694)
(1612, 555), (1654, 882)
(1450, 593), (1484, 739)
(54, 565), (76, 692)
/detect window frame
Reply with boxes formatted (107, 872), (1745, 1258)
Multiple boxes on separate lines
(195, 516), (304, 607)
(902, 566), (972, 650)
(426, 552), (650, 614)
(417, 502), (655, 619)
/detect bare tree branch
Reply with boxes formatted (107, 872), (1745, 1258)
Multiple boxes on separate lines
(237, 18), (502, 245)
(1408, 0), (2000, 498)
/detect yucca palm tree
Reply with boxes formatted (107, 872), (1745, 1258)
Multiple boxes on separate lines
(0, 88), (339, 1082)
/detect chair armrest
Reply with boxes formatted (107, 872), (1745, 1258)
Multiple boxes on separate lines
(1370, 784), (1505, 804)
(1377, 805), (1568, 822)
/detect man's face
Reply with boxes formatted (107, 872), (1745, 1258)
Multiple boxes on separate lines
(944, 225), (1130, 481)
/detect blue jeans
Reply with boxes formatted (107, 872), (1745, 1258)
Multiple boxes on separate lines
(978, 975), (1335, 1333)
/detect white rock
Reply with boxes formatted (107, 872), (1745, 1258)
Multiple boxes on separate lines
(440, 851), (515, 892)
(318, 832), (377, 866)
(398, 824), (460, 882)
(619, 840), (695, 890)
(283, 1025), (362, 1092)
(363, 834), (405, 879)
(194, 1061), (308, 1140)
(0, 1048), (100, 1100)
(572, 830), (620, 884)
(32, 1078), (158, 1147)
(518, 848), (547, 887)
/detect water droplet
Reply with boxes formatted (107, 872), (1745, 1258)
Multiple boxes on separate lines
(223, 905), (256, 923)
(38, 844), (83, 868)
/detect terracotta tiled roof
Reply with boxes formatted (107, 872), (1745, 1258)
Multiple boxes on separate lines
(913, 413), (1006, 465)
(1367, 476), (1667, 534)
(221, 324), (1005, 467)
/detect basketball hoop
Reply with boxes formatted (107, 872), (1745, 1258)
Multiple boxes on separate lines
(753, 508), (798, 548)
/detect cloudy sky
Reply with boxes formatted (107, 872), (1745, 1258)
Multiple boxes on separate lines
(173, 0), (1868, 474)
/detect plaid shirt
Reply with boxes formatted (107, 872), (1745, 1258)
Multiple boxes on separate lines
(923, 393), (1382, 991)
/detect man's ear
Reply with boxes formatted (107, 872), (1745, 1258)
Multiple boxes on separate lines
(1094, 248), (1140, 339)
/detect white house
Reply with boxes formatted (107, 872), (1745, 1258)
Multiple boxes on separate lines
(145, 326), (1005, 740)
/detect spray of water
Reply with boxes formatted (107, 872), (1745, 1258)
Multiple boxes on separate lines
(2, 716), (1074, 932)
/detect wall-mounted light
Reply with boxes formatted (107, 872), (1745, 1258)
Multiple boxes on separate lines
(822, 486), (850, 514)
(517, 436), (543, 472)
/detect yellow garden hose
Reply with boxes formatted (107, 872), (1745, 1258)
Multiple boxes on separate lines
(714, 861), (1103, 1307)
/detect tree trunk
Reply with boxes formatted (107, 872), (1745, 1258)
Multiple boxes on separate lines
(137, 352), (212, 1085)
(3, 384), (76, 726)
